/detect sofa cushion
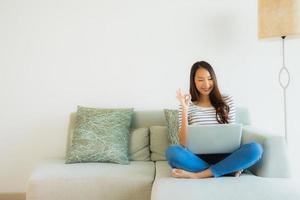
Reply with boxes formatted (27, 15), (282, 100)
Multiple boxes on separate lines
(129, 128), (150, 161)
(152, 161), (300, 200)
(164, 109), (179, 145)
(149, 126), (170, 161)
(65, 106), (133, 164)
(27, 159), (154, 200)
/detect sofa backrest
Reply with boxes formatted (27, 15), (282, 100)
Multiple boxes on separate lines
(131, 110), (167, 128)
(66, 107), (250, 162)
(131, 107), (251, 128)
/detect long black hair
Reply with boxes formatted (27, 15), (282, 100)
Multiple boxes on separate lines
(189, 61), (230, 124)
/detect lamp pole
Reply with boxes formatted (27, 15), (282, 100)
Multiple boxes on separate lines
(279, 36), (290, 142)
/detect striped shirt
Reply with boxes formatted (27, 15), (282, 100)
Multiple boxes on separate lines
(178, 94), (236, 129)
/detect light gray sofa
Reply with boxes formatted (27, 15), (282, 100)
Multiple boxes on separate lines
(26, 108), (300, 200)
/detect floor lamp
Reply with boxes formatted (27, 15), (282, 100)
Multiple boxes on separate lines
(258, 0), (300, 142)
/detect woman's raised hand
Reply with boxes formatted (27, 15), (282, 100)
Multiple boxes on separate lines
(176, 89), (191, 109)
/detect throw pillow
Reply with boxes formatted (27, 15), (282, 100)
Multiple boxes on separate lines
(149, 126), (170, 161)
(164, 109), (180, 145)
(65, 106), (134, 165)
(129, 128), (150, 161)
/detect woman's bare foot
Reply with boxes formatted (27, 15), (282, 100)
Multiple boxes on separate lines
(233, 170), (243, 177)
(171, 168), (197, 178)
(171, 168), (214, 179)
(171, 168), (244, 178)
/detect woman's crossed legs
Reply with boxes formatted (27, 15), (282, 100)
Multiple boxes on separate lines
(165, 142), (263, 178)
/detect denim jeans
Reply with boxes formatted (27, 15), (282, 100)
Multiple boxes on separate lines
(165, 142), (263, 177)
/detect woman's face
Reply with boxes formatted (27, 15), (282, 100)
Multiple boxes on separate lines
(194, 68), (214, 96)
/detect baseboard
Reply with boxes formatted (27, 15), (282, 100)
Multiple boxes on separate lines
(0, 193), (26, 200)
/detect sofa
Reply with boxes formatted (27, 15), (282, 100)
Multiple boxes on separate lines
(26, 107), (300, 200)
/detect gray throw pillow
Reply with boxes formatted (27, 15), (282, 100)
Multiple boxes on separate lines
(164, 109), (179, 145)
(129, 128), (150, 161)
(65, 106), (134, 164)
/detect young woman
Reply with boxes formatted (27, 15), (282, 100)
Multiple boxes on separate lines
(165, 61), (263, 179)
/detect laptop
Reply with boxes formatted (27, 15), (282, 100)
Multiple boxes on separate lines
(187, 124), (242, 154)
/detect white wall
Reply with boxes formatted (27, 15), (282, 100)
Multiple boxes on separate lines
(0, 0), (299, 192)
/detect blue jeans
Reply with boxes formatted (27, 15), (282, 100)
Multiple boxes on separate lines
(165, 142), (263, 177)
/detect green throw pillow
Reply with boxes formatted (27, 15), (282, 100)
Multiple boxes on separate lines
(65, 106), (134, 165)
(164, 109), (179, 145)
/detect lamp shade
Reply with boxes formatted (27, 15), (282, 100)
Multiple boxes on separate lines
(258, 0), (300, 38)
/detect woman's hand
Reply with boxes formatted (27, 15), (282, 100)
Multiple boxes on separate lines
(176, 89), (191, 109)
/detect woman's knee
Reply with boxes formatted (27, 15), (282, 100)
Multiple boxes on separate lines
(244, 142), (263, 160)
(165, 145), (185, 162)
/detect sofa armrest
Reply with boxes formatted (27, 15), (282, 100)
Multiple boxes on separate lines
(241, 125), (290, 178)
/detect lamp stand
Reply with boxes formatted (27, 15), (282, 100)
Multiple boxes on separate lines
(279, 36), (290, 142)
